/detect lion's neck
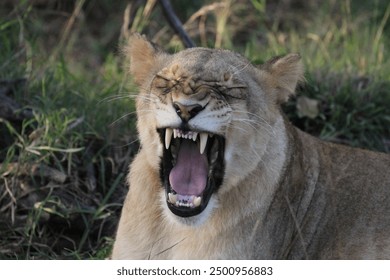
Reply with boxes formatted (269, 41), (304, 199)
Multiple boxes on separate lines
(251, 120), (322, 259)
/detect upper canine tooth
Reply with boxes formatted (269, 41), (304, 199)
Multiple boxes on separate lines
(199, 133), (208, 154)
(165, 128), (173, 149)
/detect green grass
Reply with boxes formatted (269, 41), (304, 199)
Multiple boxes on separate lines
(0, 0), (389, 259)
(243, 0), (390, 152)
(0, 1), (136, 259)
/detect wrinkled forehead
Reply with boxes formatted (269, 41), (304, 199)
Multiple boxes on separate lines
(153, 48), (250, 83)
(152, 48), (249, 98)
(163, 48), (250, 80)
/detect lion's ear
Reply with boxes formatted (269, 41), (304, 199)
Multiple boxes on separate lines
(262, 54), (304, 104)
(125, 33), (165, 86)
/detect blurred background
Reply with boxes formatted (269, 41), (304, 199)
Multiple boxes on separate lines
(0, 0), (389, 259)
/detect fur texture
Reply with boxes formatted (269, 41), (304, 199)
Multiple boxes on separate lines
(112, 33), (390, 259)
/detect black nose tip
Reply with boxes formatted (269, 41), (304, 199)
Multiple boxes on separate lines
(173, 102), (204, 121)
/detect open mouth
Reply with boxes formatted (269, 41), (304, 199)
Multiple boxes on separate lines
(158, 128), (225, 218)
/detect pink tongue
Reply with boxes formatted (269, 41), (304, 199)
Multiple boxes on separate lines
(169, 140), (208, 196)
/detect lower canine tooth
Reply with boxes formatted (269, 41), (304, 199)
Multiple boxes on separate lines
(193, 196), (201, 207)
(168, 193), (177, 204)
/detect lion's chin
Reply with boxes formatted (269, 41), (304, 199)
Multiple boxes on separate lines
(157, 128), (225, 219)
(161, 192), (219, 227)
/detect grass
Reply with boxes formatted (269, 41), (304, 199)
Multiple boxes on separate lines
(242, 0), (390, 152)
(0, 0), (389, 259)
(0, 1), (135, 259)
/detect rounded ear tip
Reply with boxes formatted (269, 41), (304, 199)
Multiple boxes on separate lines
(129, 32), (146, 41)
(285, 53), (301, 61)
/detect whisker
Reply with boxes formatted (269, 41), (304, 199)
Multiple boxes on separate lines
(98, 95), (133, 104)
(227, 123), (250, 134)
(109, 112), (138, 127)
(154, 238), (186, 257)
(233, 117), (272, 129)
(118, 93), (156, 102)
(232, 118), (275, 137)
(109, 109), (152, 125)
(98, 90), (154, 102)
(114, 138), (140, 149)
(232, 109), (272, 123)
(231, 110), (275, 135)
(134, 96), (156, 103)
(232, 61), (252, 76)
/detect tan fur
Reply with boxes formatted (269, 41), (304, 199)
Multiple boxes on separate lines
(112, 33), (390, 259)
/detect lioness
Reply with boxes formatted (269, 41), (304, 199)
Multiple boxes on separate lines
(112, 33), (390, 259)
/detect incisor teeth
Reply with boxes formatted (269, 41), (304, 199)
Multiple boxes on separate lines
(165, 128), (173, 149)
(168, 193), (177, 204)
(199, 133), (208, 154)
(173, 129), (178, 138)
(193, 196), (201, 207)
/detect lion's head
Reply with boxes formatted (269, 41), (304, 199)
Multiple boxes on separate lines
(126, 34), (304, 225)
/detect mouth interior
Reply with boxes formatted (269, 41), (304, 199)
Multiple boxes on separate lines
(159, 128), (225, 217)
(169, 140), (208, 196)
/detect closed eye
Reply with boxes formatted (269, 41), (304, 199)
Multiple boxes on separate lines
(163, 88), (171, 94)
(219, 86), (247, 100)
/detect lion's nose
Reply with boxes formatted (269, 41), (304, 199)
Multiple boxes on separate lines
(173, 102), (204, 122)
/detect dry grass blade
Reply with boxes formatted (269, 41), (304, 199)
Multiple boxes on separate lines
(1, 163), (67, 184)
(183, 1), (227, 46)
(51, 0), (86, 61)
